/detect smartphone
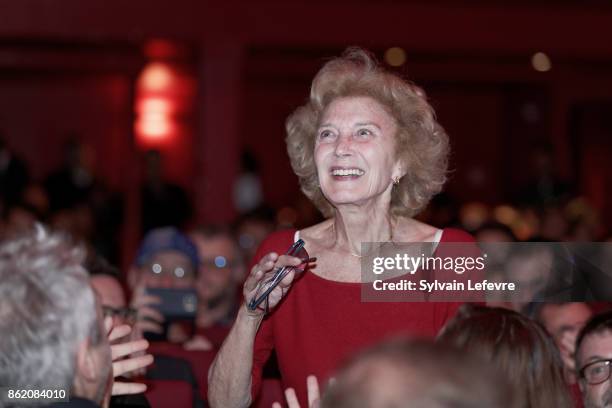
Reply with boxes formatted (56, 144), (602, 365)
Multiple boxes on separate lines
(145, 287), (198, 320)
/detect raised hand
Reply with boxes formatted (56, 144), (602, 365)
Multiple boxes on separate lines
(108, 324), (154, 395)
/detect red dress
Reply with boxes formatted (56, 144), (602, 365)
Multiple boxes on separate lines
(250, 228), (475, 405)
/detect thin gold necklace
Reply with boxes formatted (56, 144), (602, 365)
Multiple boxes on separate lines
(332, 218), (395, 259)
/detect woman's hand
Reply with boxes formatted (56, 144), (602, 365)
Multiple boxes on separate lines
(208, 251), (305, 408)
(272, 375), (321, 408)
(243, 252), (304, 317)
(107, 323), (154, 395)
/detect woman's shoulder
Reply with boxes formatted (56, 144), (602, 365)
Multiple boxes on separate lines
(440, 227), (476, 243)
(258, 229), (297, 252)
(248, 229), (297, 267)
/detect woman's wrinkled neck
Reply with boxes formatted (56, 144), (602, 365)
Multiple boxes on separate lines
(333, 200), (393, 256)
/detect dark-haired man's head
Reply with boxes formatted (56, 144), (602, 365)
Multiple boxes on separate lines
(321, 338), (515, 408)
(190, 225), (244, 309)
(575, 312), (612, 408)
(87, 254), (130, 330)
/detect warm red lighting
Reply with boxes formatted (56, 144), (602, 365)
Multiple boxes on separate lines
(136, 112), (172, 140)
(144, 39), (183, 59)
(135, 62), (177, 146)
(138, 97), (173, 115)
(139, 62), (173, 92)
(134, 59), (194, 148)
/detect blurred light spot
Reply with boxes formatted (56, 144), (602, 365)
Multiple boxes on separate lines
(174, 267), (185, 278)
(494, 205), (518, 225)
(152, 263), (162, 274)
(136, 112), (171, 139)
(531, 52), (551, 72)
(140, 62), (173, 91)
(460, 202), (489, 231)
(385, 47), (406, 67)
(215, 256), (227, 268)
(139, 97), (172, 115)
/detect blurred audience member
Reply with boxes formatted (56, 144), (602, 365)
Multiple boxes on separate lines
(537, 204), (570, 241)
(517, 141), (573, 207)
(535, 302), (593, 384)
(316, 338), (515, 408)
(87, 254), (133, 331)
(233, 149), (264, 214)
(128, 227), (200, 343)
(186, 225), (245, 350)
(0, 135), (30, 207)
(438, 305), (573, 408)
(575, 311), (612, 408)
(566, 197), (604, 242)
(45, 138), (97, 212)
(1, 201), (40, 239)
(234, 205), (275, 263)
(44, 137), (122, 262)
(417, 191), (460, 229)
(141, 150), (191, 234)
(474, 221), (517, 243)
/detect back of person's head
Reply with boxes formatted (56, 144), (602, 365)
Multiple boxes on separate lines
(437, 305), (573, 408)
(321, 338), (515, 408)
(0, 226), (110, 404)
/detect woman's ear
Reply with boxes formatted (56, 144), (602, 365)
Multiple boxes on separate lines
(393, 161), (407, 181)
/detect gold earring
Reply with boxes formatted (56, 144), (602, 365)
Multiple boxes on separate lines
(392, 176), (400, 185)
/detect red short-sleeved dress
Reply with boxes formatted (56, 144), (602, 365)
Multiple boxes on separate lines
(250, 228), (475, 405)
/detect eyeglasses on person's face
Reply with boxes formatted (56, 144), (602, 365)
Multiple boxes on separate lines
(102, 305), (137, 325)
(580, 359), (612, 385)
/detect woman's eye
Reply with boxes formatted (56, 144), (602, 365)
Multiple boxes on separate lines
(357, 129), (372, 138)
(319, 130), (334, 139)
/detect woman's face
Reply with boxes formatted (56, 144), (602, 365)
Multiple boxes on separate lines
(314, 96), (402, 209)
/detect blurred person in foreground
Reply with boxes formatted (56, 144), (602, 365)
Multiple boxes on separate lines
(209, 47), (475, 407)
(534, 302), (593, 384)
(128, 227), (200, 343)
(184, 225), (245, 350)
(0, 227), (152, 408)
(437, 304), (573, 408)
(273, 338), (516, 408)
(575, 311), (612, 408)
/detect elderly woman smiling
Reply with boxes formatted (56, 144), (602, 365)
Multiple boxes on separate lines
(208, 48), (474, 407)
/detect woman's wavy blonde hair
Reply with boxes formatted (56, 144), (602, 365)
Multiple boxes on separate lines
(286, 47), (450, 218)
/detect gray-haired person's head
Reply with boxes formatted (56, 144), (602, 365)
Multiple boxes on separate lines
(0, 226), (109, 402)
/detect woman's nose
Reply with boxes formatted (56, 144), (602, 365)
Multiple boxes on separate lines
(334, 134), (353, 157)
